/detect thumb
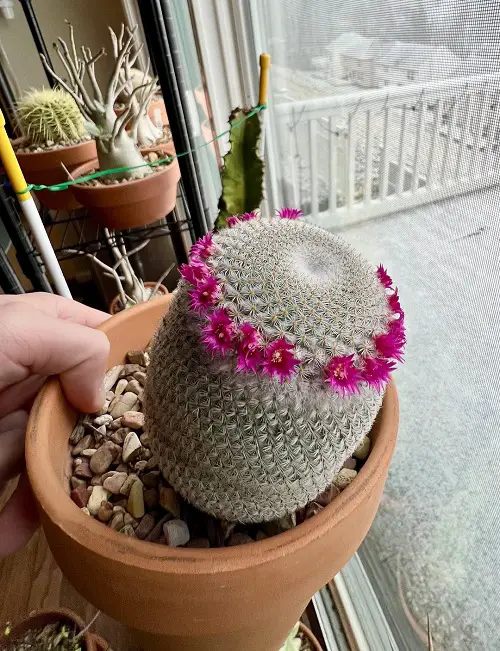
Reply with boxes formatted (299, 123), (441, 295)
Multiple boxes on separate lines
(0, 302), (110, 413)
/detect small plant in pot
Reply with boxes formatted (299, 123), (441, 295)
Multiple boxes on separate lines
(65, 228), (173, 314)
(0, 609), (108, 651)
(40, 22), (180, 230)
(13, 88), (96, 211)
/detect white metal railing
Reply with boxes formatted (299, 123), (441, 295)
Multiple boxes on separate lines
(273, 72), (500, 227)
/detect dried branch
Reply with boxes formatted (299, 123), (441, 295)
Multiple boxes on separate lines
(40, 53), (84, 108)
(115, 80), (155, 140)
(56, 33), (94, 109)
(148, 263), (175, 300)
(106, 25), (137, 109)
(82, 46), (105, 105)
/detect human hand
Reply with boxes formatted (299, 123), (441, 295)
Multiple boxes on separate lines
(0, 293), (110, 557)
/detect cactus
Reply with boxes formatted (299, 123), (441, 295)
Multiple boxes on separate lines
(145, 211), (405, 523)
(17, 88), (87, 146)
(214, 108), (264, 230)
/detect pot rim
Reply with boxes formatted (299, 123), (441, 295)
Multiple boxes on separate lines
(12, 136), (95, 158)
(26, 295), (398, 577)
(0, 608), (94, 650)
(298, 622), (323, 651)
(70, 143), (176, 191)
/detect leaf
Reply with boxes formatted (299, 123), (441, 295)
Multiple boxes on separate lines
(215, 107), (264, 230)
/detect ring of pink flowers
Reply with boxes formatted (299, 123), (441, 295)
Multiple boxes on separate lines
(179, 211), (405, 394)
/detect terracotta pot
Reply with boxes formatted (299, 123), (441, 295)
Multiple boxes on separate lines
(194, 86), (209, 120)
(0, 608), (108, 651)
(298, 622), (323, 651)
(26, 295), (399, 651)
(109, 281), (169, 315)
(69, 144), (180, 229)
(115, 96), (168, 129)
(148, 96), (168, 127)
(13, 137), (97, 211)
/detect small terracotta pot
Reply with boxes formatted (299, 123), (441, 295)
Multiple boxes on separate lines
(0, 608), (108, 651)
(298, 623), (323, 651)
(13, 137), (97, 211)
(109, 281), (169, 315)
(26, 296), (398, 651)
(69, 144), (180, 230)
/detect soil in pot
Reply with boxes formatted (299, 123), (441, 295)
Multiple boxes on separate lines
(0, 610), (107, 651)
(69, 145), (180, 230)
(13, 137), (97, 211)
(109, 282), (169, 315)
(69, 345), (371, 547)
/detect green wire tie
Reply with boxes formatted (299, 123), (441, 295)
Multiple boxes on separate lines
(15, 104), (267, 195)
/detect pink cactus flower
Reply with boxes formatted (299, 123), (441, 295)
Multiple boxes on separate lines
(325, 355), (362, 396)
(362, 356), (396, 392)
(189, 277), (220, 312)
(263, 338), (300, 382)
(276, 207), (304, 220)
(180, 260), (211, 286)
(236, 323), (263, 373)
(227, 215), (240, 227)
(388, 288), (404, 317)
(240, 211), (258, 221)
(374, 332), (405, 363)
(376, 264), (393, 289)
(202, 308), (234, 354)
(191, 232), (215, 260)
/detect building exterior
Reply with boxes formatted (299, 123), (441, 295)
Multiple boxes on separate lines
(375, 42), (461, 87)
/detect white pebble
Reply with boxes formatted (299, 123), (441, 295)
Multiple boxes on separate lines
(87, 485), (111, 516)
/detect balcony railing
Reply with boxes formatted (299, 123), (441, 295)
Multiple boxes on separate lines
(274, 72), (500, 227)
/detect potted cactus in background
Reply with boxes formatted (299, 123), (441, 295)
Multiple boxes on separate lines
(40, 22), (180, 229)
(13, 88), (96, 210)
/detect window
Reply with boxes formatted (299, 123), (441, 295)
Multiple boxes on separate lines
(188, 2), (500, 649)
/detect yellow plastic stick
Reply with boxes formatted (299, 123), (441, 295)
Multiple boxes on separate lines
(259, 53), (271, 106)
(0, 109), (31, 201)
(0, 109), (71, 297)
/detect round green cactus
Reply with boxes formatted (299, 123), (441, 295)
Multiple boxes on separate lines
(17, 87), (87, 146)
(144, 211), (405, 523)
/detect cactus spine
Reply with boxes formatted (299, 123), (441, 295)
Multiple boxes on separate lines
(17, 88), (87, 146)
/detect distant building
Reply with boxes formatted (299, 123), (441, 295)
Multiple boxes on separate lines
(326, 33), (383, 87)
(376, 42), (461, 87)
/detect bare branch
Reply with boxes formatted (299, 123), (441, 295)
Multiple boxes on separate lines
(108, 26), (119, 60)
(111, 102), (134, 141)
(148, 263), (175, 300)
(56, 35), (95, 110)
(82, 46), (105, 104)
(64, 248), (127, 309)
(128, 43), (144, 69)
(106, 25), (138, 109)
(54, 41), (78, 89)
(114, 80), (154, 140)
(66, 21), (78, 69)
(40, 53), (85, 108)
(128, 80), (157, 134)
(111, 239), (150, 269)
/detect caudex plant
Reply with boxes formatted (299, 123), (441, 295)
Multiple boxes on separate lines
(40, 21), (161, 180)
(66, 230), (174, 310)
(16, 87), (88, 148)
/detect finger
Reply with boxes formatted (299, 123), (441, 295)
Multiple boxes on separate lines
(0, 293), (109, 328)
(0, 474), (39, 558)
(0, 411), (28, 482)
(0, 375), (44, 419)
(1, 303), (110, 413)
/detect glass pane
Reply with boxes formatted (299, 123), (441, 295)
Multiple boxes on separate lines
(169, 1), (221, 227)
(250, 2), (500, 650)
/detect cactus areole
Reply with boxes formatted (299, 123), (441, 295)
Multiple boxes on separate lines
(145, 211), (405, 523)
